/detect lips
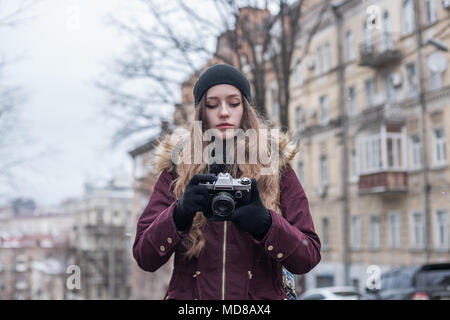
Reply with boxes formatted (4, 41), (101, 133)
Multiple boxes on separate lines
(217, 123), (234, 129)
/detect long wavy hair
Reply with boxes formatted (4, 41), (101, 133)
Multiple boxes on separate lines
(173, 95), (282, 259)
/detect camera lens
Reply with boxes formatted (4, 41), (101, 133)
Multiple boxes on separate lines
(212, 192), (235, 218)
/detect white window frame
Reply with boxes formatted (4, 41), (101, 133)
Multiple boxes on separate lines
(351, 215), (362, 250)
(402, 0), (415, 35)
(409, 211), (425, 249)
(405, 63), (417, 97)
(357, 126), (407, 175)
(324, 42), (331, 72)
(434, 209), (449, 250)
(319, 95), (329, 125)
(432, 128), (447, 167)
(429, 69), (443, 91)
(425, 0), (437, 25)
(388, 211), (402, 248)
(295, 105), (304, 132)
(369, 214), (381, 249)
(348, 86), (357, 117)
(316, 45), (323, 75)
(365, 78), (376, 108)
(345, 30), (355, 62)
(409, 134), (422, 170)
(320, 154), (328, 187)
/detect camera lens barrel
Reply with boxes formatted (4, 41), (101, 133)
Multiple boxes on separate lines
(212, 192), (235, 218)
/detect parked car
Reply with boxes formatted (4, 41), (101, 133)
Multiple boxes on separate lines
(298, 286), (361, 300)
(364, 263), (450, 300)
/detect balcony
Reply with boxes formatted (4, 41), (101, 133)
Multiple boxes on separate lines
(359, 171), (408, 195)
(359, 32), (402, 68)
(359, 102), (405, 130)
(356, 125), (408, 195)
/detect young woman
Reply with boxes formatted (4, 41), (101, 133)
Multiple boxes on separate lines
(133, 64), (321, 300)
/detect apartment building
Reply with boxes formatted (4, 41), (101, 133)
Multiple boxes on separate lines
(69, 180), (132, 299)
(288, 0), (450, 291)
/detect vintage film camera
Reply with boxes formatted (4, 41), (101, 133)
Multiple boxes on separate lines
(199, 173), (252, 219)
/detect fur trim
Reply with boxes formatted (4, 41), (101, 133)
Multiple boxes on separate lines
(152, 128), (299, 175)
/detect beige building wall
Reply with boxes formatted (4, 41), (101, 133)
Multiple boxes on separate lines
(288, 0), (450, 291)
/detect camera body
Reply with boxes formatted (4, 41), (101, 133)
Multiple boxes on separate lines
(199, 173), (252, 219)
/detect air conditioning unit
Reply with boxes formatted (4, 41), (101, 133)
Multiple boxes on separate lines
(442, 0), (450, 10)
(391, 72), (403, 88)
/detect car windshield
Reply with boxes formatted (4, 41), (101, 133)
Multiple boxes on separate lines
(415, 269), (450, 288)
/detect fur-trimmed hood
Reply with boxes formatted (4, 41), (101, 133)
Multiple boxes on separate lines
(152, 127), (299, 176)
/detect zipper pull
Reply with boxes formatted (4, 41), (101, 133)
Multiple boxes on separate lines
(193, 271), (201, 278)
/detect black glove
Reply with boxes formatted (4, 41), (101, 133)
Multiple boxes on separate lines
(173, 174), (217, 232)
(230, 179), (272, 240)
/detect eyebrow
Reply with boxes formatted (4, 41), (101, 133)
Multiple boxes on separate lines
(206, 94), (241, 100)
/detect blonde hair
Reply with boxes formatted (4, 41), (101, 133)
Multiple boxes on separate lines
(173, 96), (282, 259)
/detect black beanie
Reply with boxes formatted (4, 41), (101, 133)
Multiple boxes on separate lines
(193, 64), (252, 107)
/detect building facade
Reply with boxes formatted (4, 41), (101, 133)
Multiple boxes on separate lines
(288, 0), (450, 291)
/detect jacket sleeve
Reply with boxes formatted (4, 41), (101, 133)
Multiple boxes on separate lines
(132, 169), (185, 272)
(258, 164), (321, 274)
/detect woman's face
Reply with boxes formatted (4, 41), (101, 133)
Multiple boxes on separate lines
(204, 84), (244, 140)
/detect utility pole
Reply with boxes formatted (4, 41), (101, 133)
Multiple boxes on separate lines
(413, 0), (431, 263)
(332, 1), (351, 286)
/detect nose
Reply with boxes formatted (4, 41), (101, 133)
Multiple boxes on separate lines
(218, 103), (230, 118)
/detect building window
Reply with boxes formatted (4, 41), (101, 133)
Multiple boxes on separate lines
(425, 0), (437, 25)
(295, 60), (302, 85)
(348, 86), (357, 117)
(363, 20), (373, 53)
(405, 63), (417, 97)
(435, 210), (449, 249)
(320, 155), (328, 187)
(321, 217), (330, 249)
(297, 160), (305, 185)
(388, 211), (402, 248)
(365, 78), (376, 108)
(324, 42), (331, 72)
(409, 134), (422, 170)
(350, 148), (359, 181)
(316, 45), (323, 75)
(429, 69), (443, 91)
(295, 105), (304, 132)
(369, 215), (381, 249)
(402, 0), (415, 35)
(410, 211), (425, 249)
(319, 95), (329, 125)
(432, 128), (447, 167)
(351, 216), (362, 249)
(345, 30), (355, 62)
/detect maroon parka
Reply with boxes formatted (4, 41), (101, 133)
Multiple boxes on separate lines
(133, 164), (321, 300)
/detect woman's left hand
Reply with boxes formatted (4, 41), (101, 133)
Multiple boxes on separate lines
(230, 178), (272, 240)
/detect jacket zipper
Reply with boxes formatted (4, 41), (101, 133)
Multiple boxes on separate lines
(221, 221), (227, 300)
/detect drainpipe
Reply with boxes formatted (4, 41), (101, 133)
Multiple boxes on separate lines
(332, 1), (351, 286)
(413, 0), (431, 263)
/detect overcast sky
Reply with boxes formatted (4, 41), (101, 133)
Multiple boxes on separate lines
(0, 0), (172, 206)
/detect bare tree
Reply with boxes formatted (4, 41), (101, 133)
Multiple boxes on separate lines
(0, 0), (41, 198)
(101, 0), (331, 145)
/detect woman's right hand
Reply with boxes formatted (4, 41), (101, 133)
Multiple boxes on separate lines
(173, 174), (217, 232)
